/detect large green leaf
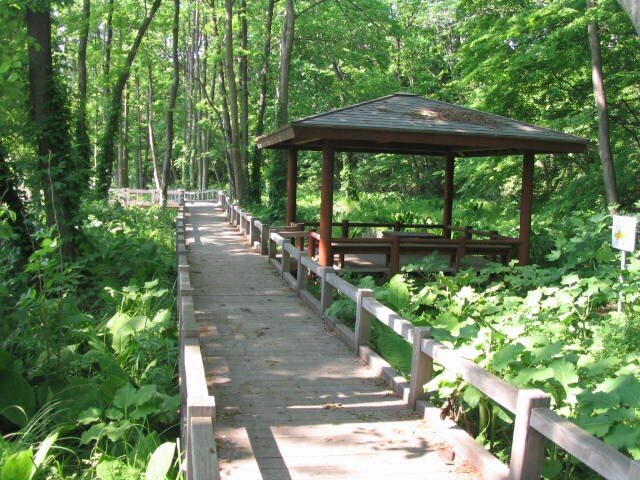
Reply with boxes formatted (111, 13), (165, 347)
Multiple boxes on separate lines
(491, 343), (525, 372)
(144, 442), (176, 480)
(386, 274), (410, 311)
(0, 370), (35, 427)
(1, 449), (35, 480)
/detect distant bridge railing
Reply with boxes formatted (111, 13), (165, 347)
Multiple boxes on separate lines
(208, 190), (640, 480)
(108, 188), (219, 206)
(176, 197), (220, 480)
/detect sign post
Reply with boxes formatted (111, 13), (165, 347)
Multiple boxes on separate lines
(612, 215), (637, 313)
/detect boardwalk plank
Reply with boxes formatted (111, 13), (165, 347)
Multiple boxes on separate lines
(185, 202), (480, 480)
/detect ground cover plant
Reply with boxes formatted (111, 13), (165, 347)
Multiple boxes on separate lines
(0, 200), (179, 479)
(314, 185), (640, 479)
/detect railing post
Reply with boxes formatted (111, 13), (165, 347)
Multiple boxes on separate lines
(260, 223), (269, 255)
(319, 266), (336, 315)
(248, 215), (255, 246)
(296, 251), (309, 294)
(282, 242), (291, 278)
(355, 289), (374, 354)
(408, 327), (432, 409)
(508, 389), (551, 480)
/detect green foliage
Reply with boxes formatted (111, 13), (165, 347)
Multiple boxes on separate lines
(0, 200), (178, 479)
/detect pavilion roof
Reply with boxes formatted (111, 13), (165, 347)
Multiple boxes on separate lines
(256, 93), (588, 157)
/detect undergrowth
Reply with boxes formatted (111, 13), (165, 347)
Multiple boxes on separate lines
(0, 200), (179, 479)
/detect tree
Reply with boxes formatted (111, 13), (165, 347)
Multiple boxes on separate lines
(587, 0), (618, 207)
(26, 2), (83, 258)
(96, 0), (162, 197)
(76, 0), (91, 187)
(267, 0), (295, 210)
(160, 0), (180, 206)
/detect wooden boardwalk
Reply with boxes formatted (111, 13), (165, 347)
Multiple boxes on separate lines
(185, 202), (479, 480)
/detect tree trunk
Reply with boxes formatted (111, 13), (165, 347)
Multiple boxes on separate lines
(96, 0), (162, 196)
(146, 64), (161, 191)
(76, 0), (91, 187)
(268, 0), (295, 208)
(135, 74), (144, 187)
(26, 6), (79, 257)
(160, 0), (180, 206)
(249, 0), (275, 202)
(117, 83), (130, 186)
(615, 0), (640, 34)
(239, 0), (249, 188)
(587, 0), (618, 207)
(223, 0), (248, 201)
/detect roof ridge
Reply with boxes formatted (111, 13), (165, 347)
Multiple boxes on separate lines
(293, 92), (415, 124)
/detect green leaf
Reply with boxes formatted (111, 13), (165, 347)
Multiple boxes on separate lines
(574, 413), (613, 437)
(462, 385), (482, 408)
(599, 375), (640, 407)
(80, 422), (107, 445)
(96, 457), (136, 480)
(113, 384), (137, 410)
(387, 275), (410, 311)
(1, 449), (35, 480)
(145, 442), (176, 480)
(550, 359), (579, 389)
(77, 407), (102, 425)
(515, 367), (554, 385)
(491, 343), (525, 372)
(0, 369), (36, 427)
(605, 423), (640, 450)
(34, 431), (58, 469)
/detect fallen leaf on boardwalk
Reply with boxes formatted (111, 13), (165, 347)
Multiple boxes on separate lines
(322, 403), (343, 409)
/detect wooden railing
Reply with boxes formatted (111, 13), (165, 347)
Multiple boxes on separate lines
(176, 197), (220, 480)
(109, 188), (219, 206)
(214, 191), (640, 480)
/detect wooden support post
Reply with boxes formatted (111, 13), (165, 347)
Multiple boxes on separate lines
(390, 236), (400, 275)
(519, 153), (535, 266)
(319, 266), (335, 315)
(319, 145), (335, 267)
(286, 149), (298, 225)
(443, 154), (455, 239)
(355, 289), (374, 354)
(408, 327), (432, 409)
(260, 223), (269, 255)
(509, 389), (550, 480)
(308, 229), (317, 258)
(295, 223), (305, 251)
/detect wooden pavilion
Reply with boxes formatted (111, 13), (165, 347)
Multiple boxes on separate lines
(256, 93), (588, 269)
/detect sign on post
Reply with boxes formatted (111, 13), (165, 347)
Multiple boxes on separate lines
(612, 215), (637, 313)
(612, 215), (637, 252)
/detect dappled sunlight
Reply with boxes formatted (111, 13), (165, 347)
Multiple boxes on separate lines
(184, 202), (478, 479)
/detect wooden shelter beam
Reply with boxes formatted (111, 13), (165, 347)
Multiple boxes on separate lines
(519, 153), (535, 266)
(443, 154), (455, 239)
(319, 144), (335, 266)
(286, 149), (298, 224)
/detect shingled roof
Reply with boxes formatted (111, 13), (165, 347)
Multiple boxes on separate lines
(256, 93), (588, 157)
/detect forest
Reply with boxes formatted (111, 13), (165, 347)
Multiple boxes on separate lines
(1, 0), (640, 478)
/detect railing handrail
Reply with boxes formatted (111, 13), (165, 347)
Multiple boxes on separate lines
(176, 197), (220, 480)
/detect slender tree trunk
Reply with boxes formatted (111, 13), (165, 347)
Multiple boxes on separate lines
(161, 0), (180, 206)
(248, 0), (275, 202)
(76, 0), (91, 187)
(146, 64), (161, 190)
(104, 0), (114, 99)
(96, 0), (162, 196)
(117, 83), (130, 186)
(268, 0), (295, 208)
(135, 74), (144, 187)
(223, 0), (248, 201)
(587, 0), (618, 207)
(239, 0), (249, 184)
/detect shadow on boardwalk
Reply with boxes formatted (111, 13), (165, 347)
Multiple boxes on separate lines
(185, 202), (479, 480)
